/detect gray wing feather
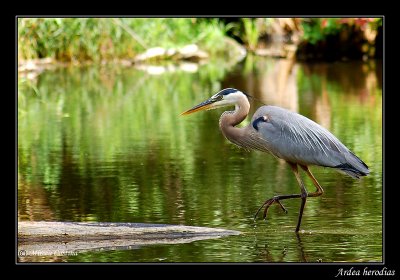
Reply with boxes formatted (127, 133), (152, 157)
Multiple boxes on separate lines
(246, 106), (369, 178)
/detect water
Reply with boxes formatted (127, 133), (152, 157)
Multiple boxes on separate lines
(17, 57), (382, 262)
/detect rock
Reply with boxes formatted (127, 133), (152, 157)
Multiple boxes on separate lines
(174, 44), (209, 62)
(119, 59), (133, 67)
(133, 44), (209, 63)
(221, 37), (247, 65)
(179, 44), (199, 55)
(134, 47), (171, 62)
(18, 58), (59, 77)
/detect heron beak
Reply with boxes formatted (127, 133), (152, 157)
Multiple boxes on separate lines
(181, 98), (215, 116)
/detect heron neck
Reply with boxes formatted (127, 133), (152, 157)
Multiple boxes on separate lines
(219, 96), (250, 143)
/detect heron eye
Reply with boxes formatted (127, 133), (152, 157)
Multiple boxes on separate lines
(252, 116), (268, 131)
(213, 95), (223, 101)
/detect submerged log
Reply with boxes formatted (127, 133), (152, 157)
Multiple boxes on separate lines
(18, 222), (240, 256)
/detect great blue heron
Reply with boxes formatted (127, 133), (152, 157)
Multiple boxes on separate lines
(181, 88), (369, 232)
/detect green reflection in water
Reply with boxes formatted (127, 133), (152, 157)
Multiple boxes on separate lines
(18, 57), (382, 262)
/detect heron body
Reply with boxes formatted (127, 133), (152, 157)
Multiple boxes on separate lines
(182, 88), (369, 232)
(225, 105), (369, 179)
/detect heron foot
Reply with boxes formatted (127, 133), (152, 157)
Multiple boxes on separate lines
(254, 196), (288, 222)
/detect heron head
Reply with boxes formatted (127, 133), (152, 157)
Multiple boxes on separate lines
(181, 88), (248, 115)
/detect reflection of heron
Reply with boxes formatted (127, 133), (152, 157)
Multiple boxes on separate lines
(181, 88), (369, 232)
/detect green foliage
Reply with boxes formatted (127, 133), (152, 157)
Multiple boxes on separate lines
(225, 18), (269, 51)
(241, 18), (259, 50)
(301, 18), (342, 44)
(301, 17), (382, 45)
(18, 17), (383, 62)
(18, 18), (228, 62)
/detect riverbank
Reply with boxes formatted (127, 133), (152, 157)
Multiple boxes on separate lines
(18, 18), (381, 62)
(18, 18), (382, 80)
(18, 38), (247, 80)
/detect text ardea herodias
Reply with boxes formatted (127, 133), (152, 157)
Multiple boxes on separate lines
(181, 88), (369, 232)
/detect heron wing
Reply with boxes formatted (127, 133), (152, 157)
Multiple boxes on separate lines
(248, 106), (369, 177)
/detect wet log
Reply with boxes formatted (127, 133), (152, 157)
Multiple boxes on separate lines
(18, 222), (240, 256)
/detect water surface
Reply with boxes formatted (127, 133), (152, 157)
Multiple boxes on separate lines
(18, 57), (382, 262)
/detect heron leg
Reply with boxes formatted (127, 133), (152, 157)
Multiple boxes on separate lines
(300, 165), (324, 197)
(254, 193), (301, 221)
(289, 163), (308, 232)
(254, 163), (307, 222)
(254, 164), (323, 232)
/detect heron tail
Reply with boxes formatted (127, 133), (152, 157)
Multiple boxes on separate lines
(334, 151), (370, 179)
